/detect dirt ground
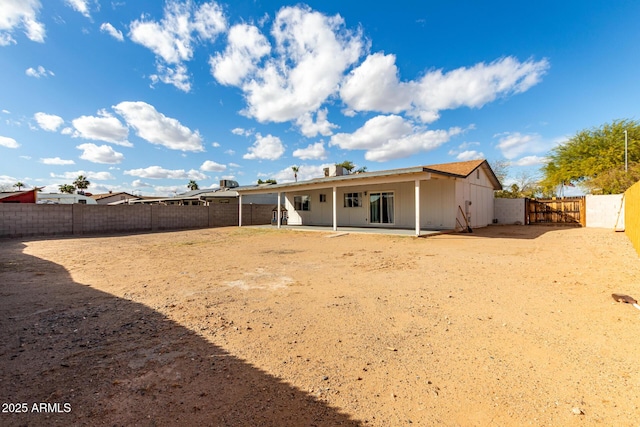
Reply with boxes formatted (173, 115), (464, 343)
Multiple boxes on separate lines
(1, 225), (640, 426)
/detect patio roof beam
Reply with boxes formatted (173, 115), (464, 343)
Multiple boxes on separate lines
(332, 186), (337, 231)
(415, 179), (421, 236)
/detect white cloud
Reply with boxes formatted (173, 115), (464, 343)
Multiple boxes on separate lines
(330, 115), (412, 150)
(0, 0), (45, 45)
(514, 155), (547, 166)
(65, 0), (91, 18)
(0, 135), (20, 148)
(76, 143), (124, 164)
(296, 108), (337, 137)
(72, 111), (131, 146)
(212, 5), (363, 127)
(231, 127), (252, 136)
(153, 185), (186, 196)
(124, 166), (207, 180)
(25, 65), (53, 78)
(34, 112), (64, 132)
(340, 53), (413, 114)
(455, 150), (485, 161)
(41, 157), (75, 165)
(113, 101), (203, 152)
(293, 141), (328, 160)
(200, 160), (226, 172)
(211, 142), (220, 147)
(341, 54), (549, 123)
(243, 133), (285, 160)
(495, 132), (540, 159)
(131, 179), (152, 188)
(50, 170), (115, 181)
(129, 0), (226, 92)
(210, 23), (271, 86)
(149, 62), (191, 92)
(330, 114), (462, 162)
(271, 163), (332, 183)
(100, 22), (124, 41)
(224, 149), (235, 155)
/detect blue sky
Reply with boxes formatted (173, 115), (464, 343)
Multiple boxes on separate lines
(1, 0), (639, 196)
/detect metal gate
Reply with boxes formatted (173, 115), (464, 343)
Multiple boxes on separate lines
(526, 197), (586, 226)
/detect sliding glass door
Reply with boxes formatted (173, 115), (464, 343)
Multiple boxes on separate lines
(369, 192), (394, 224)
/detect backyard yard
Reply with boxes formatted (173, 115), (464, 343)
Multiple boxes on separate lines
(1, 225), (639, 426)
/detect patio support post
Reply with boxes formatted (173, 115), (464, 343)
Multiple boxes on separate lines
(332, 186), (337, 231)
(238, 194), (243, 227)
(415, 179), (421, 236)
(277, 192), (282, 229)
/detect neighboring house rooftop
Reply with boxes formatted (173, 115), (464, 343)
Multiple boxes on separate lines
(0, 189), (39, 203)
(90, 192), (139, 201)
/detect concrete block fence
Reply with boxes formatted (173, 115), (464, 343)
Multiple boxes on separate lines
(0, 203), (273, 238)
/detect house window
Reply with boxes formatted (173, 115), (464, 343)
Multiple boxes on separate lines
(319, 194), (327, 203)
(294, 195), (311, 211)
(476, 169), (480, 179)
(343, 192), (362, 208)
(369, 192), (394, 224)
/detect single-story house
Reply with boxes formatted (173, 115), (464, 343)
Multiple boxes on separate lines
(38, 193), (98, 204)
(90, 192), (141, 205)
(235, 159), (502, 236)
(0, 189), (39, 203)
(129, 180), (277, 206)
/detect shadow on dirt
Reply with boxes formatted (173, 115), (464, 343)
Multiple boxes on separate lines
(0, 240), (360, 427)
(445, 224), (583, 240)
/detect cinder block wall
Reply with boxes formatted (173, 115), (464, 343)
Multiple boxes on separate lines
(625, 181), (640, 256)
(80, 204), (152, 234)
(0, 204), (73, 237)
(493, 198), (526, 225)
(0, 203), (273, 238)
(152, 205), (209, 230)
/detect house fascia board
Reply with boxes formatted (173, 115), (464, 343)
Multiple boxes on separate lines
(238, 168), (435, 194)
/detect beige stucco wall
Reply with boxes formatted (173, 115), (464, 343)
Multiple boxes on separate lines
(281, 171), (495, 230)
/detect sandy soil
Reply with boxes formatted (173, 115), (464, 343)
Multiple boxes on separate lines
(1, 225), (640, 426)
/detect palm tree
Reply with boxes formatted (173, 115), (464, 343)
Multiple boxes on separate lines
(292, 166), (299, 182)
(73, 175), (90, 194)
(13, 182), (25, 191)
(59, 184), (76, 194)
(187, 180), (199, 191)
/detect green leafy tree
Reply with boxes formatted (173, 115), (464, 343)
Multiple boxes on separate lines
(541, 119), (639, 194)
(73, 175), (90, 193)
(13, 181), (25, 191)
(59, 184), (76, 194)
(187, 180), (199, 191)
(291, 166), (299, 182)
(355, 166), (368, 174)
(257, 179), (277, 184)
(584, 162), (640, 194)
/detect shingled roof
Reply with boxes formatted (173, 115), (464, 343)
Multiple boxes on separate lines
(424, 159), (501, 190)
